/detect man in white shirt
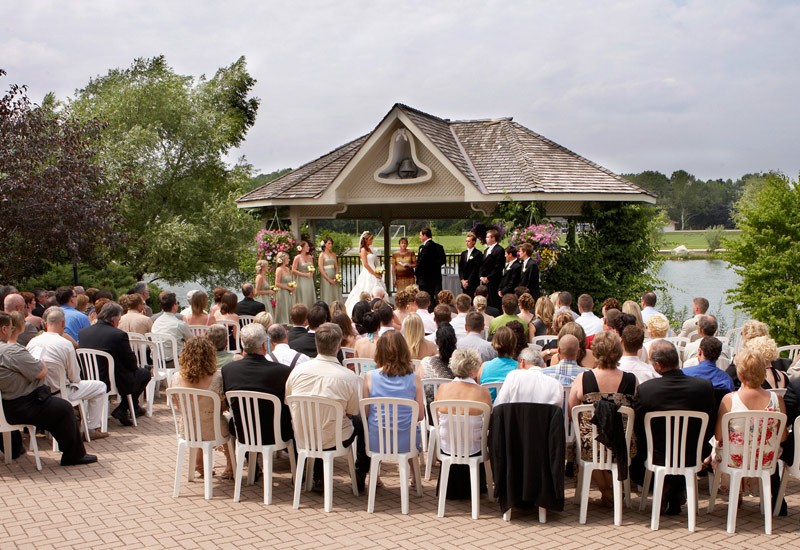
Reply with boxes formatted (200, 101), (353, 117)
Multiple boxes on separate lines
(556, 291), (579, 321)
(456, 312), (497, 362)
(414, 292), (437, 334)
(285, 323), (369, 492)
(424, 305), (452, 343)
(679, 297), (709, 341)
(640, 291), (668, 326)
(450, 294), (471, 339)
(618, 325), (660, 384)
(575, 294), (603, 337)
(494, 347), (563, 406)
(151, 292), (192, 364)
(27, 307), (109, 439)
(266, 324), (309, 368)
(683, 315), (731, 367)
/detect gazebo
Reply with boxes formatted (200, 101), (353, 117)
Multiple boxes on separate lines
(237, 103), (655, 281)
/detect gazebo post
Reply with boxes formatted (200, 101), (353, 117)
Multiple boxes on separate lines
(381, 208), (392, 294)
(289, 209), (301, 240)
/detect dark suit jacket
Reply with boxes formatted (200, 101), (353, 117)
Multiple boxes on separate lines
(458, 247), (483, 296)
(479, 244), (505, 309)
(287, 326), (307, 345)
(415, 239), (445, 295)
(781, 377), (800, 464)
(236, 297), (265, 317)
(78, 321), (141, 395)
(498, 259), (522, 296)
(518, 258), (541, 299)
(289, 331), (317, 358)
(633, 370), (717, 479)
(222, 354), (293, 444)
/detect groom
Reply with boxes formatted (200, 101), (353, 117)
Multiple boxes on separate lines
(415, 227), (445, 308)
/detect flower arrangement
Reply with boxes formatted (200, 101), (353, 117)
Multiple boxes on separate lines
(288, 281), (297, 289)
(507, 222), (561, 271)
(470, 221), (507, 245)
(255, 229), (297, 272)
(334, 273), (342, 282)
(374, 266), (385, 277)
(307, 265), (315, 274)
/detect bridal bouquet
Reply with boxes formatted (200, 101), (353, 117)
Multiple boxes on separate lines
(374, 266), (385, 277)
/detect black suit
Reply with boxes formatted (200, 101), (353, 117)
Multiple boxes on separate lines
(222, 354), (293, 444)
(479, 243), (505, 310)
(458, 247), (483, 297)
(415, 239), (445, 298)
(236, 297), (266, 317)
(518, 258), (541, 299)
(287, 326), (307, 345)
(78, 321), (151, 413)
(498, 259), (522, 296)
(289, 330), (318, 358)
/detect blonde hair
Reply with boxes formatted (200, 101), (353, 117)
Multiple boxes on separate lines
(622, 300), (645, 329)
(744, 335), (779, 362)
(275, 252), (289, 265)
(402, 313), (425, 357)
(592, 330), (623, 369)
(256, 259), (268, 273)
(735, 349), (767, 389)
(473, 295), (487, 312)
(741, 319), (769, 343)
(534, 296), (554, 330)
(253, 311), (274, 331)
(646, 315), (670, 338)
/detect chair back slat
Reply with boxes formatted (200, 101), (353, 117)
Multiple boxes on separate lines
(719, 411), (786, 475)
(188, 325), (210, 338)
(341, 347), (356, 360)
(643, 411), (709, 472)
(77, 348), (117, 395)
(572, 404), (634, 469)
(343, 358), (377, 377)
(166, 387), (224, 445)
(360, 397), (418, 456)
(431, 400), (490, 463)
(777, 345), (800, 361)
(225, 391), (284, 447)
(286, 395), (346, 454)
(532, 336), (557, 348)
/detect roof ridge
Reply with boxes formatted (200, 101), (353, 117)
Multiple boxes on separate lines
(501, 120), (541, 190)
(448, 124), (488, 194)
(394, 103), (450, 123)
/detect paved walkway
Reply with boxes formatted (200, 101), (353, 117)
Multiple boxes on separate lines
(1, 400), (798, 549)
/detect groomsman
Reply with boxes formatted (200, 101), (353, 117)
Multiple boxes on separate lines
(415, 227), (445, 305)
(498, 246), (522, 297)
(479, 229), (504, 311)
(458, 233), (483, 297)
(518, 243), (541, 299)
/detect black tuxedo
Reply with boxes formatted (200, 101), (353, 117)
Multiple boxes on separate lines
(518, 258), (541, 300)
(222, 354), (293, 444)
(236, 297), (266, 317)
(458, 247), (483, 297)
(415, 239), (445, 297)
(479, 243), (505, 310)
(289, 330), (318, 358)
(78, 321), (151, 411)
(498, 259), (522, 296)
(287, 326), (307, 345)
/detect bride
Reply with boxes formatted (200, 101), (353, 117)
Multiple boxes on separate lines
(345, 231), (386, 315)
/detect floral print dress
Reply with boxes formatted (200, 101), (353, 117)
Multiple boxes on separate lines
(722, 391), (781, 468)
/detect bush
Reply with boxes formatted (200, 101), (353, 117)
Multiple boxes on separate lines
(316, 230), (351, 256)
(704, 225), (725, 251)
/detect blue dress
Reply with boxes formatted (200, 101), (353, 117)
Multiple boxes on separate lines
(480, 356), (518, 401)
(367, 370), (420, 453)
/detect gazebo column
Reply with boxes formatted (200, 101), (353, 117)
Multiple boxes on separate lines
(381, 207), (392, 293)
(289, 208), (301, 240)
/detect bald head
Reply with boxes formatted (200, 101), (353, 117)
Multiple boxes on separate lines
(3, 294), (25, 313)
(558, 334), (580, 361)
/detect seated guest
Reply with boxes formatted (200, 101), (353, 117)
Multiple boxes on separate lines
(456, 312), (496, 363)
(478, 326), (518, 401)
(79, 302), (152, 426)
(151, 292), (192, 364)
(286, 322), (370, 491)
(601, 297), (622, 316)
(679, 297), (709, 341)
(208, 324), (237, 368)
(417, 324), (457, 404)
(542, 334), (587, 386)
(684, 315), (730, 365)
(640, 291), (668, 326)
(622, 300), (646, 333)
(0, 312), (96, 465)
(169, 336), (233, 478)
(118, 293), (153, 335)
(376, 304), (395, 337)
(56, 286), (90, 342)
(517, 293), (535, 325)
(506, 320), (527, 361)
(575, 293), (603, 338)
(618, 325), (659, 383)
(474, 285), (500, 317)
(20, 292), (42, 331)
(209, 287), (226, 317)
(450, 294), (471, 339)
(287, 304), (309, 344)
(556, 291), (579, 321)
(548, 321), (596, 369)
(213, 291), (240, 351)
(489, 294), (528, 339)
(351, 301), (371, 335)
(393, 290), (412, 327)
(437, 290), (458, 315)
(414, 292), (437, 334)
(494, 347), (562, 406)
(354, 312), (381, 360)
(473, 295), (494, 331)
(267, 323), (309, 368)
(568, 330), (637, 505)
(223, 323), (293, 452)
(252, 311), (274, 333)
(540, 310), (574, 362)
(289, 305), (326, 358)
(332, 311), (358, 350)
(530, 296), (555, 339)
(236, 282), (266, 317)
(183, 291), (216, 327)
(363, 331), (425, 453)
(633, 340), (716, 516)
(4, 294), (40, 347)
(402, 312), (438, 361)
(744, 336), (789, 389)
(682, 337), (734, 392)
(434, 348), (493, 499)
(643, 314), (670, 362)
(424, 305), (452, 343)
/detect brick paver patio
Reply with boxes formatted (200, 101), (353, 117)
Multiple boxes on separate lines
(1, 399), (798, 549)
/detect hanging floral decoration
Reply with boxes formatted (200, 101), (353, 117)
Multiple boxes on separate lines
(255, 229), (297, 272)
(507, 222), (562, 271)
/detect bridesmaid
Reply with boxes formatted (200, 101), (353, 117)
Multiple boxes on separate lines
(391, 236), (417, 292)
(254, 259), (275, 318)
(274, 252), (294, 325)
(292, 240), (316, 309)
(318, 237), (342, 305)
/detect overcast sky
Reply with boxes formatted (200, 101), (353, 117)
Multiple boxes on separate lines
(4, 0), (798, 181)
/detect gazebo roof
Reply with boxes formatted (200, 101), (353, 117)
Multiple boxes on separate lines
(237, 103), (654, 218)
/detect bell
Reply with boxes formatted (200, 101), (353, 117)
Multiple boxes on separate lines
(398, 157), (418, 179)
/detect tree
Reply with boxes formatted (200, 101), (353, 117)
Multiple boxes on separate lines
(0, 70), (127, 283)
(727, 173), (800, 346)
(542, 202), (665, 306)
(69, 56), (260, 285)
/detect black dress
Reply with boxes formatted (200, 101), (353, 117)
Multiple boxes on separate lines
(576, 370), (637, 461)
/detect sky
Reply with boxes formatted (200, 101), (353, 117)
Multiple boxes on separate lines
(3, 0), (799, 181)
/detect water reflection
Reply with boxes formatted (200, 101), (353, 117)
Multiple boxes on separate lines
(658, 259), (743, 328)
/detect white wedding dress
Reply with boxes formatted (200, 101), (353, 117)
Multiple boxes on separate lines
(345, 247), (386, 315)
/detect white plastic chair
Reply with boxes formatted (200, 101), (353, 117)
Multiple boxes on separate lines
(166, 387), (235, 500)
(725, 326), (746, 354)
(343, 358), (376, 378)
(639, 411), (709, 531)
(341, 347), (356, 360)
(431, 400), (492, 519)
(665, 336), (691, 362)
(187, 325), (210, 338)
(226, 391), (296, 505)
(215, 319), (240, 353)
(527, 343), (543, 352)
(768, 388), (788, 398)
(774, 417), (800, 518)
(0, 391), (41, 471)
(56, 365), (91, 445)
(360, 397), (423, 514)
(532, 336), (557, 348)
(777, 345), (800, 362)
(562, 386), (575, 447)
(571, 404), (634, 526)
(77, 348), (137, 429)
(422, 377), (451, 481)
(129, 339), (160, 417)
(145, 333), (179, 414)
(286, 395), (359, 512)
(126, 332), (146, 341)
(238, 315), (255, 328)
(708, 410), (788, 534)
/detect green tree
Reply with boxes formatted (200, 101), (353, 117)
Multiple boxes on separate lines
(727, 173), (800, 346)
(542, 202), (665, 305)
(70, 56), (260, 285)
